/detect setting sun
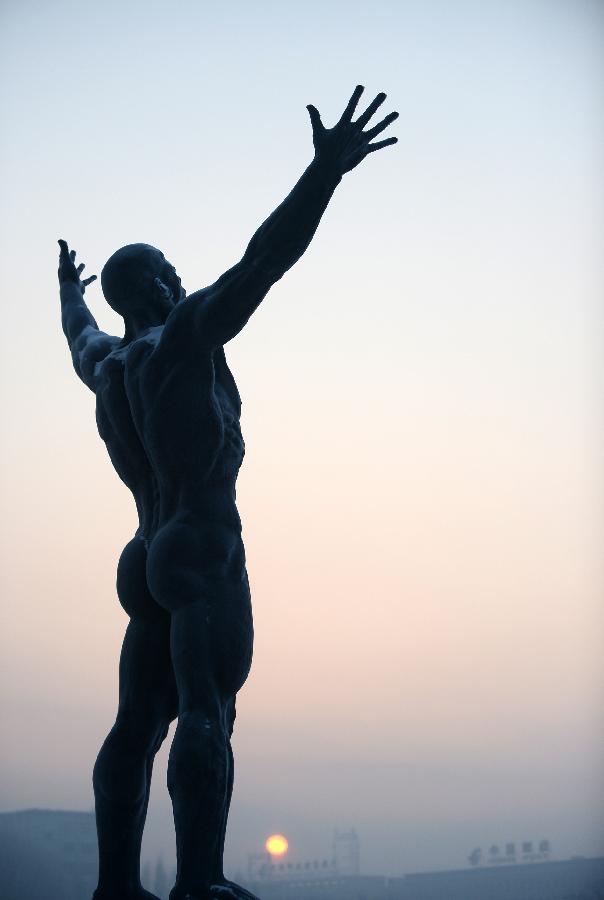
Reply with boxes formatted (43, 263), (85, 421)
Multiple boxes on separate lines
(265, 834), (289, 856)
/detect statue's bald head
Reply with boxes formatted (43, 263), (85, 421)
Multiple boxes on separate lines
(101, 243), (183, 318)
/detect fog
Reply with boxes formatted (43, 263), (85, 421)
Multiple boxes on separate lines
(1, 0), (602, 878)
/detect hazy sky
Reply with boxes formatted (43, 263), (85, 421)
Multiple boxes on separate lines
(0, 0), (602, 878)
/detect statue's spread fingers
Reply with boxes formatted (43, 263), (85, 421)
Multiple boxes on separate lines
(355, 92), (387, 130)
(77, 262), (85, 274)
(83, 275), (97, 286)
(339, 84), (364, 124)
(70, 249), (76, 262)
(58, 239), (69, 255)
(306, 104), (323, 133)
(364, 110), (399, 141)
(365, 136), (398, 153)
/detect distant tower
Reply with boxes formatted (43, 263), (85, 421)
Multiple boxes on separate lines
(154, 857), (169, 899)
(333, 828), (360, 876)
(468, 847), (482, 867)
(248, 851), (272, 881)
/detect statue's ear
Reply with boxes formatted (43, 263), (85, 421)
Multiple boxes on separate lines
(153, 276), (172, 302)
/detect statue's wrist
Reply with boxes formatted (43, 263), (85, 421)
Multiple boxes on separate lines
(312, 154), (343, 185)
(59, 278), (84, 296)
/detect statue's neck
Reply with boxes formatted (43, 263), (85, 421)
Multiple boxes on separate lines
(122, 313), (166, 345)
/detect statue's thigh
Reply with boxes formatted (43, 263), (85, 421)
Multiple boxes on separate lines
(170, 587), (254, 713)
(117, 615), (178, 724)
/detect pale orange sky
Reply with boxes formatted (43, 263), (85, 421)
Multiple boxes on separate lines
(1, 0), (602, 876)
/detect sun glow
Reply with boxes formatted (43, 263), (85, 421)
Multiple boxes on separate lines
(265, 834), (289, 856)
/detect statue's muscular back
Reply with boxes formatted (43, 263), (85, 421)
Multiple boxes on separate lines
(127, 330), (247, 605)
(96, 327), (248, 638)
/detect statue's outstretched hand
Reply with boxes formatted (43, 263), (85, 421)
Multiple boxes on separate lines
(58, 239), (97, 294)
(306, 85), (398, 175)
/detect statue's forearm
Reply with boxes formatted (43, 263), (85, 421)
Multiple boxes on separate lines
(242, 157), (342, 279)
(60, 282), (98, 349)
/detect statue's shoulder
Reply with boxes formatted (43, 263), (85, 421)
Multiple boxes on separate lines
(151, 310), (215, 369)
(113, 328), (163, 367)
(94, 340), (127, 382)
(97, 332), (162, 385)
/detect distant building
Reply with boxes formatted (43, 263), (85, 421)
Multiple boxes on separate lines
(392, 857), (604, 899)
(0, 808), (97, 900)
(248, 825), (361, 884)
(248, 873), (390, 899)
(247, 827), (602, 900)
(248, 852), (339, 882)
(246, 857), (604, 900)
(333, 828), (360, 876)
(471, 837), (551, 868)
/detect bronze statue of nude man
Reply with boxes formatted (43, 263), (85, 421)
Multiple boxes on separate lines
(58, 86), (397, 900)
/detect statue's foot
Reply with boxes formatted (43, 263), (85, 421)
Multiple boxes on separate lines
(211, 881), (261, 900)
(169, 883), (260, 900)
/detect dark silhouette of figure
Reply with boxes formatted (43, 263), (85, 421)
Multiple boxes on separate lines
(58, 86), (397, 900)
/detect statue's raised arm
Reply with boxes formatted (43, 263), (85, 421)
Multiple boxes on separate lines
(58, 239), (120, 392)
(160, 85), (398, 351)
